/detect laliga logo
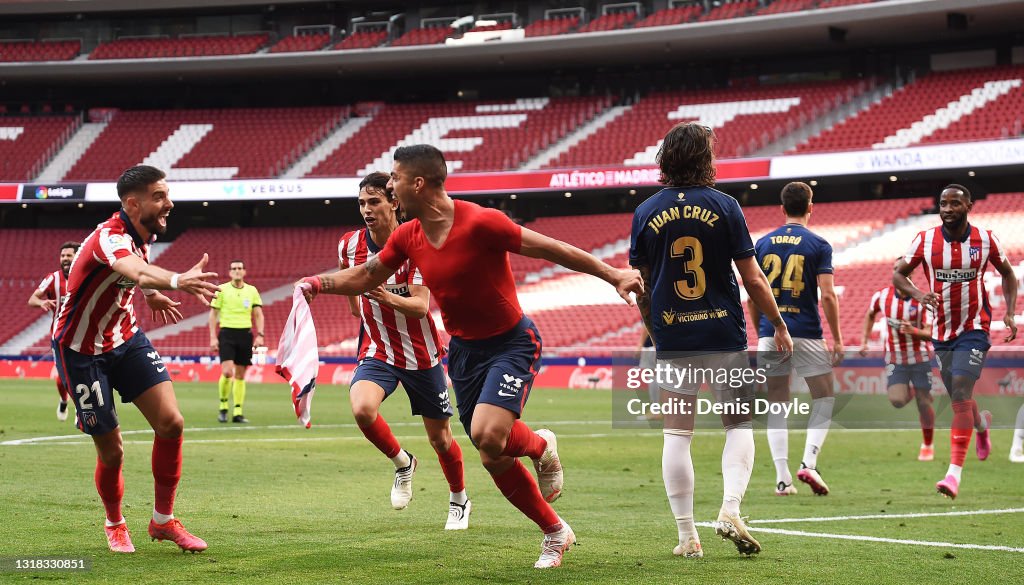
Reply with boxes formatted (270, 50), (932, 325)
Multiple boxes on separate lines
(35, 186), (75, 199)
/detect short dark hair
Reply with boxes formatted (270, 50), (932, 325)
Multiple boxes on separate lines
(393, 144), (447, 188)
(117, 165), (166, 200)
(656, 123), (717, 187)
(230, 260), (245, 268)
(59, 241), (81, 253)
(360, 171), (393, 201)
(942, 183), (972, 201)
(781, 182), (813, 217)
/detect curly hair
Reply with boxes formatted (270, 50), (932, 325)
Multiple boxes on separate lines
(656, 122), (717, 187)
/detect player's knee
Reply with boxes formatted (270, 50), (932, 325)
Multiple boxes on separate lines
(428, 429), (453, 453)
(889, 396), (909, 408)
(98, 444), (124, 468)
(350, 405), (378, 427)
(222, 368), (234, 379)
(471, 428), (505, 458)
(155, 413), (184, 438)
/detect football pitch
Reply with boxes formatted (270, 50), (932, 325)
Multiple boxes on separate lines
(1, 379), (1022, 584)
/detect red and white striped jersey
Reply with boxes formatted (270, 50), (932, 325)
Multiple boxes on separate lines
(36, 269), (68, 335)
(53, 211), (150, 355)
(339, 228), (443, 370)
(870, 286), (930, 365)
(903, 224), (1007, 342)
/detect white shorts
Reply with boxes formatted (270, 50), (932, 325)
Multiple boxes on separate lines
(656, 350), (755, 402)
(757, 337), (832, 378)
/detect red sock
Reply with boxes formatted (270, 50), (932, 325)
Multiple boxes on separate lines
(56, 379), (70, 402)
(94, 458), (124, 523)
(436, 439), (465, 493)
(950, 400), (975, 467)
(152, 434), (183, 517)
(358, 415), (401, 459)
(491, 460), (560, 533)
(971, 400), (982, 430)
(500, 420), (547, 459)
(919, 405), (935, 446)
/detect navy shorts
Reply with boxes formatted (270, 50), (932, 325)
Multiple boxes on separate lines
(350, 358), (452, 419)
(52, 330), (172, 436)
(446, 316), (542, 437)
(886, 362), (932, 390)
(933, 330), (991, 382)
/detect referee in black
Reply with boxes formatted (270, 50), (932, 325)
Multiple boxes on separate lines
(209, 260), (264, 423)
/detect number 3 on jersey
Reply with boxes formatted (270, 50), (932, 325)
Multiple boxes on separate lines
(761, 253), (806, 298)
(671, 236), (706, 300)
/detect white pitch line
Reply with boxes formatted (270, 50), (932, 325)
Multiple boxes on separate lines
(1, 430), (665, 447)
(694, 523), (1024, 553)
(750, 508), (1024, 524)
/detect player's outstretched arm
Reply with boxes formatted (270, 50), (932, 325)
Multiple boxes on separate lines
(893, 259), (936, 309)
(818, 273), (844, 366)
(995, 258), (1019, 342)
(519, 228), (643, 305)
(27, 287), (57, 312)
(298, 257), (397, 302)
(112, 253), (219, 306)
(736, 256), (793, 354)
(860, 304), (879, 356)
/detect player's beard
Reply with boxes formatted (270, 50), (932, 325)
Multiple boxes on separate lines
(141, 209), (167, 236)
(942, 213), (966, 232)
(61, 263), (71, 278)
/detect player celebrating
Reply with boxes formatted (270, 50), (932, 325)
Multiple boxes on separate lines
(209, 259), (264, 423)
(860, 261), (936, 461)
(28, 240), (80, 421)
(751, 181), (843, 497)
(299, 144), (642, 568)
(53, 165), (220, 553)
(895, 184), (1018, 498)
(338, 172), (469, 529)
(631, 122), (792, 558)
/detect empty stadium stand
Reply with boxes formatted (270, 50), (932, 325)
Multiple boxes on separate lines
(758, 0), (818, 15)
(634, 5), (703, 27)
(332, 29), (389, 50)
(796, 65), (1024, 153)
(89, 33), (270, 60)
(0, 115), (80, 181)
(269, 32), (332, 53)
(306, 96), (612, 177)
(547, 79), (867, 168)
(63, 107), (348, 181)
(698, 0), (758, 22)
(523, 15), (580, 38)
(0, 39), (81, 62)
(577, 9), (639, 33)
(390, 23), (452, 47)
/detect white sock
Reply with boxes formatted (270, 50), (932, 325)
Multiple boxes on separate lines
(766, 409), (791, 484)
(391, 449), (411, 469)
(450, 490), (468, 505)
(1013, 404), (1024, 452)
(946, 463), (963, 482)
(105, 517), (126, 527)
(803, 396), (835, 468)
(153, 510), (174, 524)
(662, 431), (696, 543)
(722, 424), (754, 515)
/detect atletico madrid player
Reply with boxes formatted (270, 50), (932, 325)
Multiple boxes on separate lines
(894, 184), (1018, 499)
(28, 240), (80, 421)
(299, 144), (642, 569)
(53, 165), (220, 553)
(861, 260), (936, 462)
(337, 171), (469, 529)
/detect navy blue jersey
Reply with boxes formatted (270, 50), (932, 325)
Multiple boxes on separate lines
(630, 186), (755, 353)
(755, 223), (833, 338)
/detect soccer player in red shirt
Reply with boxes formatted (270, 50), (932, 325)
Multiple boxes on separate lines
(28, 240), (80, 421)
(861, 259), (935, 461)
(299, 144), (643, 569)
(338, 171), (469, 529)
(894, 184), (1018, 498)
(52, 165), (220, 553)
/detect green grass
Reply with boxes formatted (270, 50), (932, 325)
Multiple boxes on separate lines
(1, 379), (1022, 583)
